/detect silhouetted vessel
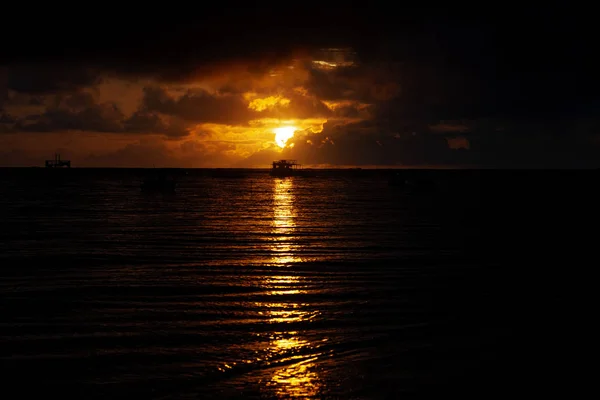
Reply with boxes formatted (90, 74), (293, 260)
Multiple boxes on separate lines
(45, 153), (71, 168)
(270, 159), (301, 177)
(141, 174), (176, 193)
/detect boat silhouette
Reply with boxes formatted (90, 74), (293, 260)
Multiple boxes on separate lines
(270, 160), (316, 177)
(270, 159), (300, 177)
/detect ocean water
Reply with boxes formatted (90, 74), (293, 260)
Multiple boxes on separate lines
(0, 168), (585, 398)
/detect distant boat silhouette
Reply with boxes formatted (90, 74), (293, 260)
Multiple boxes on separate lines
(270, 159), (300, 177)
(270, 160), (316, 177)
(45, 153), (71, 168)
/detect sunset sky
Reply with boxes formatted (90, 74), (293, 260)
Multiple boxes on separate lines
(0, 4), (598, 168)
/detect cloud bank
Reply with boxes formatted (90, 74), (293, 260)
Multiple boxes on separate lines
(1, 5), (598, 168)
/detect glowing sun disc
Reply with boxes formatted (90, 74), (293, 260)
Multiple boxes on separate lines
(274, 126), (297, 148)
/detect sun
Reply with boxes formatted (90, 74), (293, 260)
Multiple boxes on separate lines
(273, 126), (298, 148)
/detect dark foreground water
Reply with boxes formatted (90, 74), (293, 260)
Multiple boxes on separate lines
(0, 168), (591, 398)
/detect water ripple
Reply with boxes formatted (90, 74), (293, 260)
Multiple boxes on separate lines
(0, 169), (510, 398)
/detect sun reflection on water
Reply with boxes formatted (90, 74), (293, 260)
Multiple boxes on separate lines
(261, 328), (322, 398)
(256, 301), (317, 323)
(267, 356), (321, 398)
(262, 275), (307, 296)
(271, 178), (302, 265)
(255, 178), (322, 398)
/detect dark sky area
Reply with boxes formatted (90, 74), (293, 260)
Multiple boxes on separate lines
(0, 3), (598, 168)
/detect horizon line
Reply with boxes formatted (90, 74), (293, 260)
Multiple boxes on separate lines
(0, 165), (596, 170)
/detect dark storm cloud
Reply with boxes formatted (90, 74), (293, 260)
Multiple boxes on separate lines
(14, 105), (124, 133)
(141, 86), (256, 125)
(3, 5), (595, 111)
(123, 111), (190, 139)
(305, 63), (401, 103)
(278, 94), (600, 167)
(7, 66), (101, 94)
(140, 85), (331, 124)
(275, 92), (332, 120)
(297, 35), (600, 167)
(6, 91), (190, 138)
(285, 119), (470, 166)
(2, 3), (599, 168)
(11, 91), (123, 132)
(0, 4), (452, 86)
(332, 105), (362, 119)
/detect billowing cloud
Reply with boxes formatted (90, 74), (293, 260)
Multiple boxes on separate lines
(7, 66), (102, 94)
(4, 90), (190, 138)
(1, 8), (599, 170)
(141, 86), (255, 125)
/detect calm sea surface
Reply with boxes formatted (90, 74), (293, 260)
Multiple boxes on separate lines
(0, 168), (586, 398)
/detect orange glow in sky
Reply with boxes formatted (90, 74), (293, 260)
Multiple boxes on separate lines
(0, 50), (362, 168)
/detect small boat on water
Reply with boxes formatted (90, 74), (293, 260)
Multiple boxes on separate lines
(141, 174), (176, 193)
(270, 160), (317, 177)
(45, 153), (71, 168)
(270, 159), (301, 177)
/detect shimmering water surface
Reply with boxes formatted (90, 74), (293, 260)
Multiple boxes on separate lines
(0, 168), (579, 398)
